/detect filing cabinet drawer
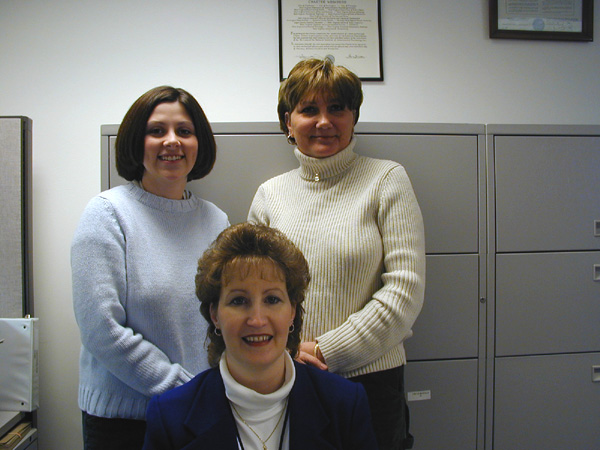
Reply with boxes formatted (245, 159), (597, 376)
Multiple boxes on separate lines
(494, 353), (600, 450)
(406, 254), (479, 360)
(496, 252), (600, 356)
(495, 135), (600, 253)
(406, 359), (478, 450)
(359, 134), (479, 254)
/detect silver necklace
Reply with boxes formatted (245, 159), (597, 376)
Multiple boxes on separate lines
(231, 398), (288, 450)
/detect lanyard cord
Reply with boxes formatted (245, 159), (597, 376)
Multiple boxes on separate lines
(235, 401), (291, 450)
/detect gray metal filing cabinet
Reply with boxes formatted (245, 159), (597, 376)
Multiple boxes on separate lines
(101, 123), (299, 225)
(355, 127), (486, 450)
(101, 122), (487, 449)
(487, 125), (600, 450)
(104, 122), (600, 448)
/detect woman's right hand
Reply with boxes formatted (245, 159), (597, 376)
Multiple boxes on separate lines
(296, 341), (328, 371)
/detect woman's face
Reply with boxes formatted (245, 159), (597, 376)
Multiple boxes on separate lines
(211, 262), (295, 384)
(142, 101), (198, 198)
(285, 92), (355, 158)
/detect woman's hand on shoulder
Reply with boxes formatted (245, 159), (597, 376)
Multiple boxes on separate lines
(296, 341), (328, 371)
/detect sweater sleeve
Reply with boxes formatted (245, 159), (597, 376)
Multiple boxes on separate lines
(72, 196), (193, 397)
(318, 165), (426, 373)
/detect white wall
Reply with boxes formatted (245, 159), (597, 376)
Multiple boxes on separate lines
(0, 1), (598, 448)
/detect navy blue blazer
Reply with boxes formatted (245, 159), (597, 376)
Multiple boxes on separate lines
(142, 360), (378, 450)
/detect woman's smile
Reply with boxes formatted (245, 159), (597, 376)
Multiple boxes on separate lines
(243, 334), (273, 344)
(210, 262), (296, 386)
(286, 94), (355, 158)
(158, 154), (185, 161)
(141, 101), (198, 198)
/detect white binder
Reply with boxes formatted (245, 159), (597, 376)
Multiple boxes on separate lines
(0, 318), (39, 412)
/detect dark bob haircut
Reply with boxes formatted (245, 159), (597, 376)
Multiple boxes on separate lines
(196, 222), (311, 368)
(115, 85), (216, 182)
(277, 58), (363, 144)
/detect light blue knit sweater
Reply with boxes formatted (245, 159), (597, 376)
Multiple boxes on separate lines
(71, 183), (229, 419)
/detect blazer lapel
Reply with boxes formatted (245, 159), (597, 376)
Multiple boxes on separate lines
(288, 363), (338, 450)
(181, 369), (240, 450)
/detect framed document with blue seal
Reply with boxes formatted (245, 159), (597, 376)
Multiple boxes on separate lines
(489, 0), (593, 41)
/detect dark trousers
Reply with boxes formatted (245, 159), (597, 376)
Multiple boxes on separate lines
(350, 366), (414, 450)
(82, 411), (146, 450)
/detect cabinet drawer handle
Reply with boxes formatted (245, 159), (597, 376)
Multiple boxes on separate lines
(593, 366), (600, 382)
(595, 265), (600, 282)
(595, 220), (600, 237)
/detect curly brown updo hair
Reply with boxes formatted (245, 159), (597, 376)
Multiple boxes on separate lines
(196, 222), (310, 367)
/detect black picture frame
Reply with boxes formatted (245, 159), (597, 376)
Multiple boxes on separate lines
(489, 0), (593, 41)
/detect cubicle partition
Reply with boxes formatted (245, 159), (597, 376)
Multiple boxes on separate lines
(0, 116), (37, 449)
(0, 117), (33, 319)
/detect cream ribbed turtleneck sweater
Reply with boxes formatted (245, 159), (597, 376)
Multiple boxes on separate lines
(248, 139), (426, 378)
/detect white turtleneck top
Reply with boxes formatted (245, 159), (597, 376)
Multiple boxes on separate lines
(221, 352), (295, 450)
(248, 138), (426, 378)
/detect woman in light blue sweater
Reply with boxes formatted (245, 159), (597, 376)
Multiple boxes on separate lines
(71, 86), (229, 450)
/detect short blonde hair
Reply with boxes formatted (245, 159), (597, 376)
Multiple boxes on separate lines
(277, 58), (363, 143)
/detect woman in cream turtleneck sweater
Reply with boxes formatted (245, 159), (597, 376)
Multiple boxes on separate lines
(142, 223), (377, 450)
(248, 58), (426, 450)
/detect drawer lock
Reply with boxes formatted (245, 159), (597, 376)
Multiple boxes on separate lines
(593, 366), (600, 383)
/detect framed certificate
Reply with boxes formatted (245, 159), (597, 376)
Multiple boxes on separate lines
(279, 0), (383, 80)
(489, 0), (593, 41)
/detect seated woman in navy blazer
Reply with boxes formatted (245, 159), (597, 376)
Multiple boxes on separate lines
(142, 222), (378, 450)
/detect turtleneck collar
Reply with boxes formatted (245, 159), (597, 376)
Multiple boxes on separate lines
(294, 137), (358, 182)
(220, 351), (295, 418)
